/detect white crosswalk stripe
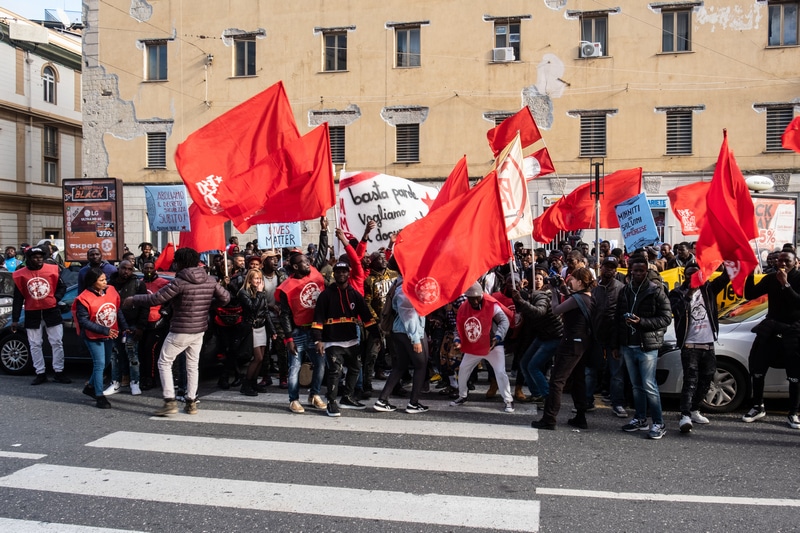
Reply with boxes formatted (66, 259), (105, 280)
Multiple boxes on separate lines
(0, 518), (144, 533)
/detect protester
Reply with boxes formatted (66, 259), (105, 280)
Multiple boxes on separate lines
(363, 248), (399, 394)
(238, 268), (276, 396)
(135, 242), (156, 271)
(139, 260), (171, 391)
(105, 260), (148, 396)
(78, 247), (117, 293)
(2, 246), (21, 272)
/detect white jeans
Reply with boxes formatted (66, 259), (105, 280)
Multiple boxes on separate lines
(26, 322), (64, 374)
(457, 345), (512, 402)
(158, 331), (203, 401)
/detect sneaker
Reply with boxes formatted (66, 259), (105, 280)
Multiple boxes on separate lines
(53, 372), (72, 384)
(529, 395), (546, 405)
(103, 381), (121, 396)
(788, 414), (800, 429)
(742, 405), (766, 423)
(621, 418), (649, 432)
(31, 373), (48, 386)
(327, 401), (341, 417)
(679, 415), (693, 433)
(184, 399), (198, 415)
(611, 405), (628, 418)
(405, 402), (429, 414)
(373, 399), (398, 412)
(504, 401), (515, 413)
(340, 396), (366, 410)
(82, 384), (96, 398)
(289, 400), (305, 414)
(308, 394), (327, 410)
(154, 399), (178, 417)
(430, 373), (442, 383)
(95, 395), (112, 409)
(601, 394), (612, 404)
(450, 396), (468, 407)
(690, 410), (709, 424)
(571, 404), (596, 413)
(648, 423), (666, 440)
(130, 382), (142, 396)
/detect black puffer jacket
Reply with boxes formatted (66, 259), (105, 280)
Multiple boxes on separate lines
(591, 278), (624, 348)
(512, 288), (563, 341)
(238, 288), (275, 334)
(132, 266), (230, 334)
(614, 280), (672, 351)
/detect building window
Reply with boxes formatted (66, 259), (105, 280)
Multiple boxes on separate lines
(666, 110), (693, 155)
(43, 126), (58, 184)
(42, 66), (56, 104)
(146, 132), (167, 168)
(581, 15), (608, 55)
(662, 10), (691, 52)
(329, 125), (345, 164)
(766, 107), (794, 152)
(495, 21), (521, 60)
(234, 37), (256, 76)
(324, 32), (347, 72)
(145, 41), (168, 81)
(396, 124), (420, 163)
(580, 115), (607, 157)
(396, 27), (421, 67)
(493, 114), (513, 126)
(768, 2), (799, 46)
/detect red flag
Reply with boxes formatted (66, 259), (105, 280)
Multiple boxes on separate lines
(524, 148), (555, 181)
(394, 173), (511, 316)
(487, 107), (542, 156)
(428, 156), (470, 212)
(175, 81), (300, 217)
(782, 116), (800, 153)
(557, 168), (643, 230)
(533, 197), (567, 244)
(667, 181), (710, 236)
(154, 243), (175, 271)
(227, 124), (336, 231)
(179, 203), (225, 252)
(691, 131), (758, 295)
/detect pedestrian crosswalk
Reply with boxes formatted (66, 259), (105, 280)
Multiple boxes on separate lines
(0, 394), (542, 532)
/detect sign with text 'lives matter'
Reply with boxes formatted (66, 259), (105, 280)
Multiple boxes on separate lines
(257, 222), (302, 250)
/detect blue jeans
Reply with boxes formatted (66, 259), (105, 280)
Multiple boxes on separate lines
(111, 335), (140, 383)
(621, 345), (663, 425)
(287, 329), (325, 402)
(608, 351), (627, 408)
(520, 338), (560, 397)
(84, 337), (113, 396)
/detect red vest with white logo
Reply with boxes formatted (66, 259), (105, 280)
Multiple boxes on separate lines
(74, 286), (120, 340)
(492, 292), (522, 337)
(12, 264), (60, 311)
(275, 268), (325, 327)
(456, 300), (496, 356)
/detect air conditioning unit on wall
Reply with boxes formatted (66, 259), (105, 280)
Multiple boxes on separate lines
(493, 47), (515, 62)
(580, 41), (602, 58)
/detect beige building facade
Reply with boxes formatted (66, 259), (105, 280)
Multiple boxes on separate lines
(84, 0), (800, 248)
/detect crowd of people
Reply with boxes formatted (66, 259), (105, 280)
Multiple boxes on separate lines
(5, 227), (800, 437)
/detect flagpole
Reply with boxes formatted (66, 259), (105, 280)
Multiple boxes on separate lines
(590, 160), (604, 273)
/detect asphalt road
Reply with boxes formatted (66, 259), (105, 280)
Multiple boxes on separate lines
(0, 368), (798, 532)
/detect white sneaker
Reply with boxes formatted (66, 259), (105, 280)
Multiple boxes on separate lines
(788, 414), (800, 429)
(103, 381), (121, 396)
(130, 382), (141, 396)
(679, 415), (693, 433)
(690, 410), (709, 424)
(504, 401), (515, 413)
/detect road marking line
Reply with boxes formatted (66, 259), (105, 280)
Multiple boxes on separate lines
(151, 408), (538, 441)
(537, 487), (800, 507)
(0, 464), (540, 532)
(0, 518), (143, 532)
(0, 451), (46, 460)
(87, 431), (538, 477)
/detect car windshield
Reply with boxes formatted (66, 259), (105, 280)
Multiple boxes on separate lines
(719, 295), (768, 324)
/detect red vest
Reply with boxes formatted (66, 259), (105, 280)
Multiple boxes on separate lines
(275, 267), (325, 327)
(73, 286), (120, 340)
(457, 299), (496, 356)
(13, 264), (60, 311)
(491, 292), (522, 337)
(145, 276), (170, 322)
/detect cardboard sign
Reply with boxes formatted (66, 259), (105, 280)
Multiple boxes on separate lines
(257, 222), (302, 250)
(145, 185), (191, 232)
(615, 193), (660, 252)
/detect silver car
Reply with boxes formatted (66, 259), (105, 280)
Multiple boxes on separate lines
(657, 296), (788, 413)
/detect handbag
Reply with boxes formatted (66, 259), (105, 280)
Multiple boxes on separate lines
(214, 305), (243, 327)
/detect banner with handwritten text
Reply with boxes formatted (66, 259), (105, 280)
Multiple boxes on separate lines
(615, 192), (660, 252)
(257, 222), (302, 250)
(145, 185), (191, 232)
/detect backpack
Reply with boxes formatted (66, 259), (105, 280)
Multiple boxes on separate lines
(378, 280), (399, 335)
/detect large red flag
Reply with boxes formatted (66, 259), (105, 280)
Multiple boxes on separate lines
(487, 107), (542, 156)
(428, 156), (470, 212)
(557, 167), (642, 230)
(394, 173), (510, 315)
(179, 203), (225, 252)
(782, 116), (800, 153)
(524, 147), (556, 181)
(154, 243), (175, 271)
(226, 124), (336, 231)
(667, 181), (710, 236)
(691, 131), (758, 295)
(175, 81), (300, 218)
(533, 197), (567, 244)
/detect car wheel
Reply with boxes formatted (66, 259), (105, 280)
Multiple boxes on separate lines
(0, 333), (34, 375)
(702, 358), (748, 413)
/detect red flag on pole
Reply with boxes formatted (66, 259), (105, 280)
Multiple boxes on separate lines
(558, 168), (643, 230)
(691, 131), (758, 295)
(667, 181), (710, 236)
(428, 156), (470, 212)
(394, 173), (511, 315)
(782, 116), (800, 153)
(154, 243), (175, 271)
(175, 81), (300, 218)
(179, 203), (225, 252)
(487, 107), (542, 156)
(533, 197), (567, 244)
(524, 147), (556, 181)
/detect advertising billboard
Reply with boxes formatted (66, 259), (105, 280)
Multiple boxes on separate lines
(63, 178), (125, 262)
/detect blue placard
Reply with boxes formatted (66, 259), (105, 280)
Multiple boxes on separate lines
(145, 185), (190, 232)
(616, 193), (660, 251)
(257, 222), (302, 250)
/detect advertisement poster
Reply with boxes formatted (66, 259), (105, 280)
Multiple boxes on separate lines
(752, 196), (796, 260)
(63, 179), (124, 262)
(145, 185), (191, 232)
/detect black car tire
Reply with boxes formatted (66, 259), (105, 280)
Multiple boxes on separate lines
(0, 332), (34, 375)
(702, 358), (749, 413)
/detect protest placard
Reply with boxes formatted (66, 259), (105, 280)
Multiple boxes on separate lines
(257, 222), (302, 250)
(615, 192), (660, 252)
(145, 185), (190, 232)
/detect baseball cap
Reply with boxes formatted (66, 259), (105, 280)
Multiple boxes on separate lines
(25, 246), (45, 257)
(602, 256), (619, 267)
(262, 249), (281, 258)
(333, 261), (351, 270)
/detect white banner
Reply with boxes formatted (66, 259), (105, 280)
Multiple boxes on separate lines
(257, 222), (302, 250)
